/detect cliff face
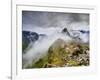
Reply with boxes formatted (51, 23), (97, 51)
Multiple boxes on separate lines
(27, 38), (89, 68)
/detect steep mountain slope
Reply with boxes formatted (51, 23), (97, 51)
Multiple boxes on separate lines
(27, 38), (89, 68)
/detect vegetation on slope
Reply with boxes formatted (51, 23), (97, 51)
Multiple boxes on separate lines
(25, 39), (89, 68)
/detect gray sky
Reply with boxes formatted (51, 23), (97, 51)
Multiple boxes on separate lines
(22, 11), (89, 29)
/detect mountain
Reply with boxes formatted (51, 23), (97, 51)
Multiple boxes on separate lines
(47, 39), (89, 67)
(62, 28), (89, 43)
(27, 38), (89, 68)
(22, 31), (39, 52)
(22, 31), (47, 53)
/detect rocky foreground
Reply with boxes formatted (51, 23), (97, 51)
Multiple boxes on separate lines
(26, 38), (89, 68)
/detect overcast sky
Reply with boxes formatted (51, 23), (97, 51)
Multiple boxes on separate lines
(22, 11), (89, 30)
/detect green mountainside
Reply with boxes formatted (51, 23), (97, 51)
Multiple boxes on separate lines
(26, 38), (89, 68)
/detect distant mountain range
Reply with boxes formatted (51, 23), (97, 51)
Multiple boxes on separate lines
(22, 28), (89, 53)
(62, 28), (89, 43)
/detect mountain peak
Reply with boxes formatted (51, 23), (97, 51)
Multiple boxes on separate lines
(49, 38), (67, 50)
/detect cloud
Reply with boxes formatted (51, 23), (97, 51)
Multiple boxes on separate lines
(22, 11), (89, 29)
